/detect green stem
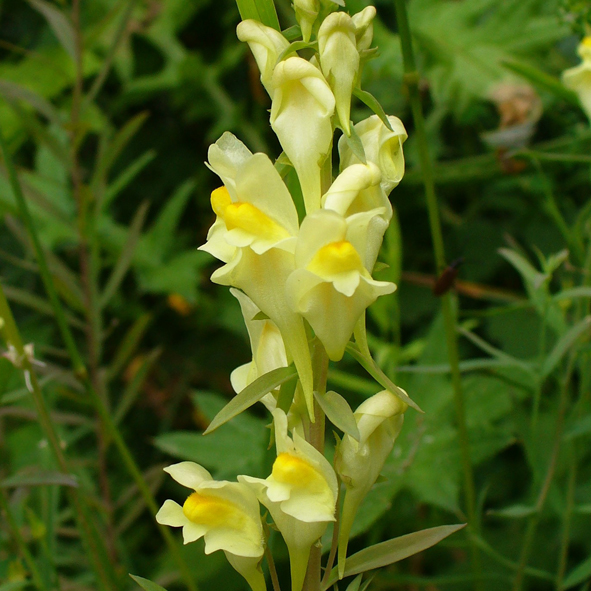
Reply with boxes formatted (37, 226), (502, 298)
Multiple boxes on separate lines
(0, 284), (118, 591)
(303, 341), (329, 591)
(0, 126), (199, 591)
(512, 355), (574, 591)
(0, 488), (49, 591)
(392, 0), (481, 587)
(556, 446), (576, 589)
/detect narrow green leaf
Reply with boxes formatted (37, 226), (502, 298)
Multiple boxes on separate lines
(278, 40), (317, 62)
(235, 0), (280, 30)
(486, 504), (536, 519)
(1, 470), (78, 488)
(345, 574), (363, 591)
(345, 343), (422, 412)
(108, 313), (154, 379)
(315, 390), (360, 441)
(554, 287), (591, 302)
(92, 112), (150, 187)
(352, 88), (393, 131)
(282, 25), (302, 41)
(27, 0), (76, 60)
(100, 201), (149, 308)
(0, 582), (29, 591)
(103, 149), (156, 209)
(502, 60), (580, 106)
(542, 316), (591, 378)
(498, 248), (547, 292)
(562, 554), (591, 590)
(0, 80), (62, 127)
(205, 366), (297, 434)
(114, 348), (162, 425)
(342, 124), (367, 163)
(130, 574), (168, 591)
(2, 284), (85, 329)
(322, 524), (465, 588)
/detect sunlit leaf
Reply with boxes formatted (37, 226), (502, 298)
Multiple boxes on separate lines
(322, 524), (465, 588)
(130, 574), (168, 591)
(315, 390), (360, 441)
(204, 367), (297, 433)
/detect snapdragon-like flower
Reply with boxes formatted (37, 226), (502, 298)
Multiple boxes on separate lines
(563, 37), (591, 122)
(236, 20), (289, 96)
(322, 161), (391, 272)
(270, 57), (335, 214)
(230, 288), (288, 412)
(156, 462), (266, 591)
(199, 132), (315, 417)
(318, 12), (359, 135)
(286, 209), (395, 360)
(338, 114), (408, 195)
(334, 390), (407, 577)
(239, 409), (337, 591)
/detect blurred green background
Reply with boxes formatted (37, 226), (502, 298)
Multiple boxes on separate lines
(1, 0), (591, 590)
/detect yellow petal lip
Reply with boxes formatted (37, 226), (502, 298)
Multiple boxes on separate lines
(307, 240), (364, 278)
(211, 186), (232, 216)
(183, 491), (245, 529)
(272, 452), (328, 494)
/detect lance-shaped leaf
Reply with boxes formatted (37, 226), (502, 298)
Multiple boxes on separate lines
(322, 524), (465, 588)
(205, 366), (297, 433)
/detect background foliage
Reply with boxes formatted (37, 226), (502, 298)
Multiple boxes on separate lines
(1, 0), (590, 590)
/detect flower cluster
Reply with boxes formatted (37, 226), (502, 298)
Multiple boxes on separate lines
(156, 1), (410, 589)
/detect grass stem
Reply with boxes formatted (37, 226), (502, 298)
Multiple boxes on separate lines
(391, 1), (481, 587)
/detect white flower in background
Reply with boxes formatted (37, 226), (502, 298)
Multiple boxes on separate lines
(334, 390), (407, 578)
(236, 20), (289, 96)
(318, 12), (359, 135)
(338, 114), (407, 195)
(156, 462), (266, 591)
(286, 209), (396, 360)
(199, 132), (315, 418)
(270, 57), (335, 214)
(563, 37), (591, 122)
(239, 409), (337, 591)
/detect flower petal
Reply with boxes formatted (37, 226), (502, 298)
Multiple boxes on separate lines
(164, 462), (212, 490)
(156, 499), (187, 527)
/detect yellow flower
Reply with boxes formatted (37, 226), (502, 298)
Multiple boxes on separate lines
(563, 37), (591, 122)
(156, 461), (266, 591)
(286, 210), (395, 360)
(239, 409), (337, 591)
(200, 132), (315, 418)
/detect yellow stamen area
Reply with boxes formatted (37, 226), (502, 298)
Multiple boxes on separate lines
(211, 186), (232, 217)
(272, 452), (327, 494)
(307, 240), (363, 277)
(225, 202), (289, 242)
(583, 37), (591, 49)
(211, 185), (289, 242)
(182, 491), (244, 529)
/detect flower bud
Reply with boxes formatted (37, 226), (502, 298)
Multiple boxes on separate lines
(318, 12), (359, 135)
(352, 6), (376, 51)
(334, 390), (407, 578)
(294, 0), (320, 42)
(338, 114), (407, 195)
(237, 20), (289, 96)
(270, 57), (335, 214)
